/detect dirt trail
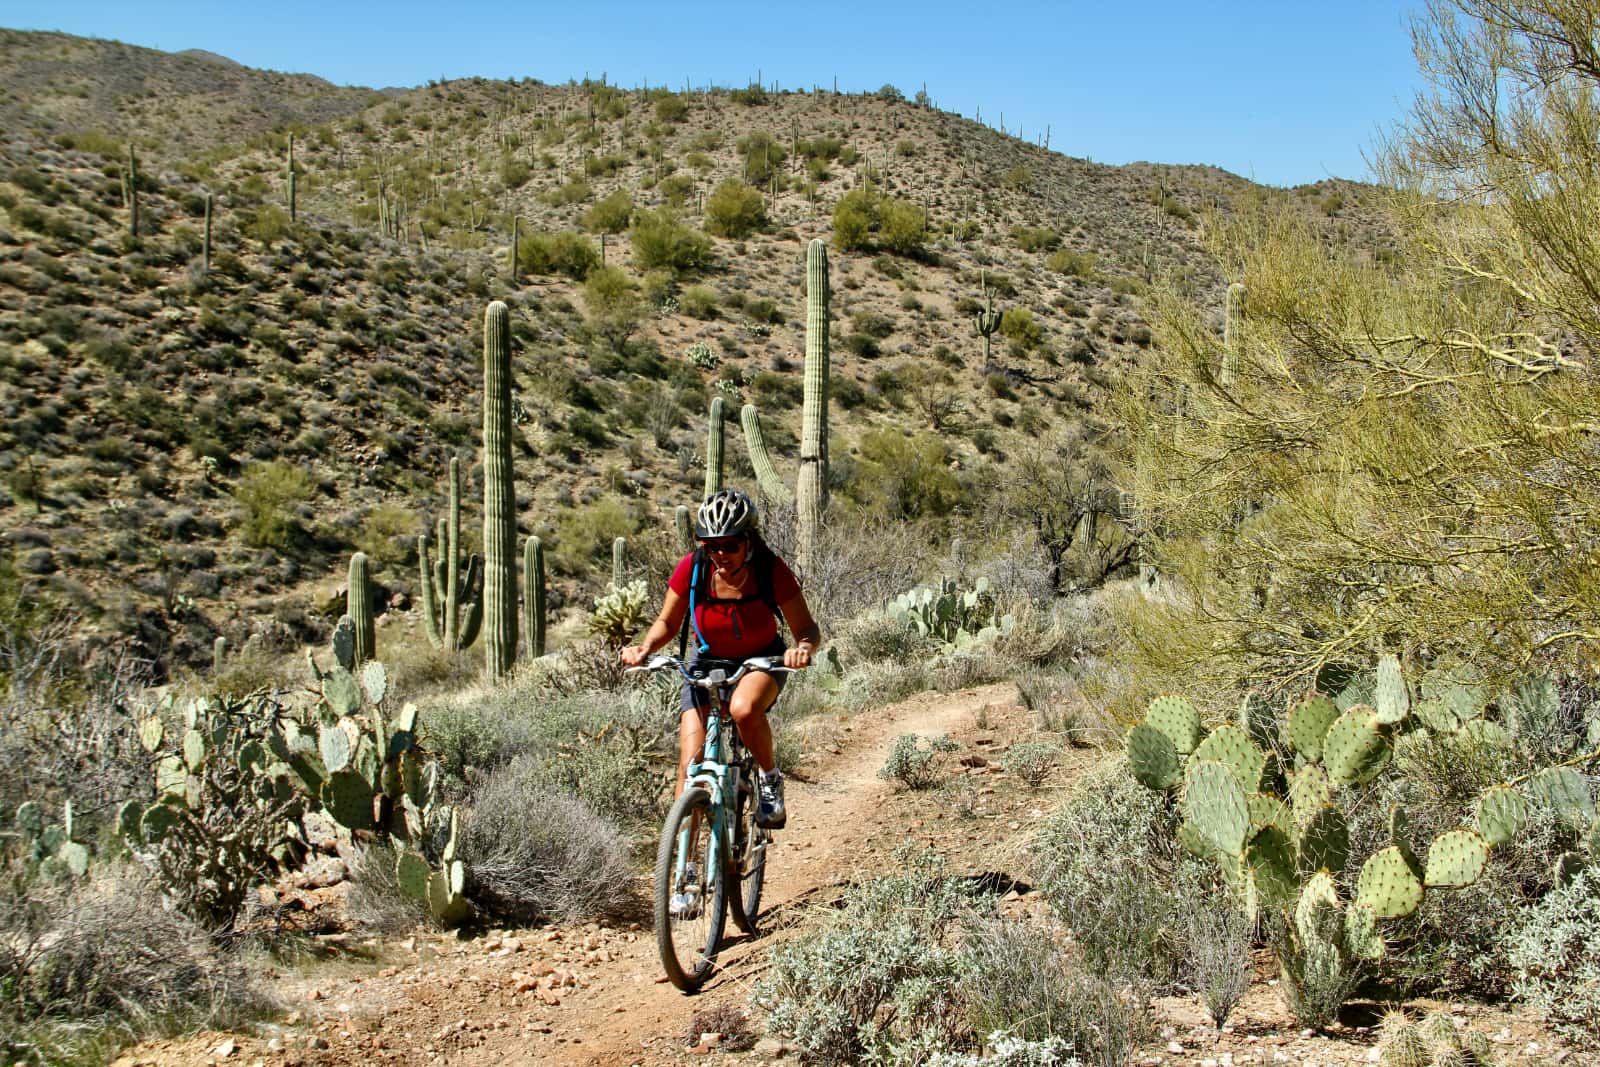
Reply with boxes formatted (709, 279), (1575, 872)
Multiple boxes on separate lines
(121, 683), (1020, 1067)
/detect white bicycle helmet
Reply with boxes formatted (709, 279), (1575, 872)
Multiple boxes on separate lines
(696, 488), (758, 539)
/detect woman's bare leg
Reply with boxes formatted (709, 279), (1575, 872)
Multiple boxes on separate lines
(675, 706), (708, 798)
(728, 672), (781, 773)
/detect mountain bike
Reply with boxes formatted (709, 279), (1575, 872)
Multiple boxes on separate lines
(627, 654), (792, 992)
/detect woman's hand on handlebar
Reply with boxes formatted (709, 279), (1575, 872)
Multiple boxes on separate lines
(620, 643), (651, 667)
(782, 645), (812, 670)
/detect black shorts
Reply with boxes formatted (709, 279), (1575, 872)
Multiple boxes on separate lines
(679, 638), (788, 712)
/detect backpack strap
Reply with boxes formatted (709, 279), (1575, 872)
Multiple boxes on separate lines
(677, 548), (711, 657)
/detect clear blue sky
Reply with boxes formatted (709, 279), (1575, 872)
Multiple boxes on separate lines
(3, 1), (1424, 188)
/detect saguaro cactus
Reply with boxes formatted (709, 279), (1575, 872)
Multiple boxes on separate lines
(739, 241), (830, 569)
(286, 133), (297, 222)
(524, 536), (546, 658)
(509, 215), (520, 276)
(419, 458), (483, 651)
(797, 238), (830, 574)
(705, 396), (725, 499)
(675, 505), (694, 552)
(741, 403), (793, 505)
(974, 272), (1002, 368)
(612, 536), (627, 589)
(482, 301), (518, 678)
(126, 144), (139, 237)
(1221, 282), (1246, 389)
(347, 551), (375, 664)
(202, 192), (212, 273)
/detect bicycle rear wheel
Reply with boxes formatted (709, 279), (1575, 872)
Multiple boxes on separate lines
(727, 763), (768, 934)
(654, 786), (726, 991)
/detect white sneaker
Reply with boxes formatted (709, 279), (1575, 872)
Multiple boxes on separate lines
(669, 862), (701, 919)
(757, 771), (786, 829)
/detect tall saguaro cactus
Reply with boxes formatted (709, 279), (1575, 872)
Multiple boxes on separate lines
(202, 192), (212, 274)
(974, 271), (1002, 368)
(482, 301), (518, 678)
(126, 144), (139, 237)
(704, 396), (725, 499)
(1221, 282), (1246, 389)
(796, 238), (831, 574)
(524, 536), (546, 658)
(347, 551), (375, 664)
(739, 241), (831, 567)
(286, 133), (297, 222)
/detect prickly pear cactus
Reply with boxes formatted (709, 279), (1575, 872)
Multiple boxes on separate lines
(120, 692), (312, 928)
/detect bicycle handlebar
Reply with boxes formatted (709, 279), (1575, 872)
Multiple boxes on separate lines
(625, 654), (796, 689)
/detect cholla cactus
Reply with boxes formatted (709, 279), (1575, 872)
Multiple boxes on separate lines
(589, 579), (649, 646)
(120, 692), (312, 927)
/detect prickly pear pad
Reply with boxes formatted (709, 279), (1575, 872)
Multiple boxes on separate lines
(1423, 828), (1489, 888)
(1146, 695), (1202, 755)
(1127, 722), (1180, 790)
(1286, 694), (1339, 760)
(1323, 705), (1390, 785)
(1288, 763), (1333, 829)
(1356, 846), (1424, 918)
(1476, 785), (1526, 846)
(1190, 724), (1266, 791)
(1183, 759), (1250, 857)
(1374, 653), (1410, 724)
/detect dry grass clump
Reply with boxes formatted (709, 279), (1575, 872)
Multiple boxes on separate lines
(0, 864), (271, 1064)
(458, 760), (637, 925)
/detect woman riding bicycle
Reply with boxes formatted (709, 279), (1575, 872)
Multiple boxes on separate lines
(620, 488), (820, 829)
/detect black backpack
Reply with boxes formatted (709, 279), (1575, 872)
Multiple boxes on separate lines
(676, 542), (785, 656)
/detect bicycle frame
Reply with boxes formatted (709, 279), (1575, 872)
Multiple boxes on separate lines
(675, 665), (745, 904)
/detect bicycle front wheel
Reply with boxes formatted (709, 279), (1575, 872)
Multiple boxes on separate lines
(727, 768), (768, 934)
(654, 786), (727, 991)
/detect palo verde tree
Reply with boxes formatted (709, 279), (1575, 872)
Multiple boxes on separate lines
(1113, 0), (1600, 696)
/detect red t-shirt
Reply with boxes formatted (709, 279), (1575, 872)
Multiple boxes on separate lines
(668, 550), (801, 658)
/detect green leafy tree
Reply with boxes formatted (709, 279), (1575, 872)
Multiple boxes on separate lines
(849, 430), (964, 523)
(1113, 0), (1600, 691)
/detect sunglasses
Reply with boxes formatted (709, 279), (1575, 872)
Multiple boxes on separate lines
(702, 538), (745, 554)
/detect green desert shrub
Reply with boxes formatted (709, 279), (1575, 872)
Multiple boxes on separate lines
(581, 188), (634, 234)
(1000, 741), (1060, 789)
(680, 284), (719, 319)
(1029, 759), (1210, 992)
(233, 459), (313, 549)
(517, 230), (600, 280)
(879, 733), (959, 790)
(460, 764), (636, 923)
(957, 912), (1148, 1063)
(629, 208), (710, 274)
(1010, 225), (1061, 253)
(704, 179), (766, 238)
(757, 852), (974, 1065)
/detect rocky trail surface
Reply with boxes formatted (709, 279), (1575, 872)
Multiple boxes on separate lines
(116, 683), (1589, 1067)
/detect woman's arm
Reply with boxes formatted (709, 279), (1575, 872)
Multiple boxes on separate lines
(620, 587), (687, 666)
(778, 592), (821, 669)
